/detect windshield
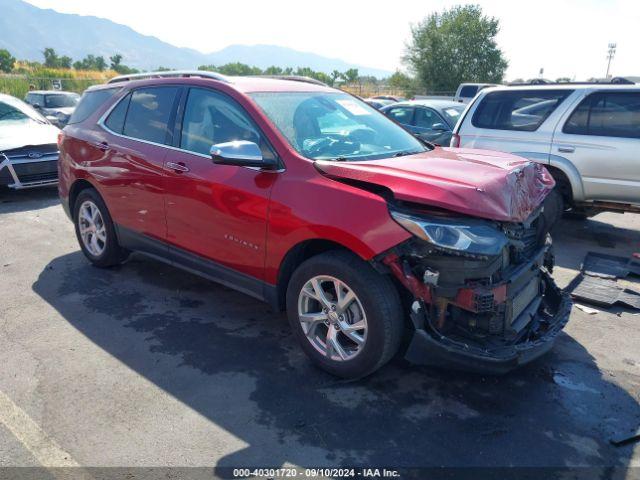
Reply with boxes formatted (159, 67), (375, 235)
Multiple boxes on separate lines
(441, 105), (465, 126)
(45, 93), (79, 108)
(0, 98), (46, 126)
(250, 92), (427, 161)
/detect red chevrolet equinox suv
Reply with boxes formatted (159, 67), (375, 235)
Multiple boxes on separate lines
(59, 71), (571, 378)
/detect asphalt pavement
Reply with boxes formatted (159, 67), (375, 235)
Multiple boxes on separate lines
(0, 186), (639, 478)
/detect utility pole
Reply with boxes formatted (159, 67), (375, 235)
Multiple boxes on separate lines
(606, 43), (617, 78)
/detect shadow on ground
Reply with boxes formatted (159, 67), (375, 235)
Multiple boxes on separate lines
(32, 250), (640, 472)
(0, 186), (59, 214)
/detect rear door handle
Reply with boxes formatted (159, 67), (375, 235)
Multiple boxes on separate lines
(558, 146), (575, 153)
(93, 141), (109, 151)
(166, 161), (190, 173)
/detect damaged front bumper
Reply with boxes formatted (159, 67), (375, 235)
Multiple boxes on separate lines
(381, 240), (572, 374)
(404, 274), (571, 374)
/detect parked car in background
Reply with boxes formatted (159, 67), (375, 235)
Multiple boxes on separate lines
(381, 99), (465, 145)
(364, 98), (395, 110)
(451, 84), (640, 219)
(0, 94), (60, 189)
(25, 90), (80, 128)
(372, 95), (405, 102)
(454, 83), (498, 103)
(58, 71), (569, 378)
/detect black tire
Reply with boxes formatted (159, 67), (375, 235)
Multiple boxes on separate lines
(73, 188), (128, 267)
(286, 250), (404, 379)
(544, 187), (564, 230)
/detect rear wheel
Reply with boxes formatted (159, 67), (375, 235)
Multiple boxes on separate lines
(73, 189), (128, 267)
(286, 251), (403, 379)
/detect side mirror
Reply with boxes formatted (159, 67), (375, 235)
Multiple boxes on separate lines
(210, 140), (276, 169)
(432, 123), (449, 132)
(32, 103), (41, 110)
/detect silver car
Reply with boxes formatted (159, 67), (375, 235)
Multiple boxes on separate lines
(451, 85), (640, 217)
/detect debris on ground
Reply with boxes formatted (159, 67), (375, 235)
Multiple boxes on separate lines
(574, 304), (600, 314)
(610, 428), (640, 447)
(582, 252), (640, 279)
(566, 252), (640, 310)
(569, 275), (640, 310)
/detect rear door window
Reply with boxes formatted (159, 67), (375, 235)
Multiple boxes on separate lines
(472, 90), (573, 131)
(563, 92), (640, 138)
(414, 108), (443, 129)
(386, 107), (414, 125)
(122, 87), (179, 145)
(68, 88), (120, 124)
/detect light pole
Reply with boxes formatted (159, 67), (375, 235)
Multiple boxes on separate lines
(606, 43), (617, 78)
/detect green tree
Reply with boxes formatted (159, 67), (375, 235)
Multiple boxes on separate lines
(58, 55), (72, 69)
(404, 4), (508, 93)
(264, 66), (284, 75)
(43, 47), (59, 68)
(388, 70), (417, 97)
(109, 54), (122, 70)
(94, 56), (106, 71)
(73, 54), (107, 71)
(108, 54), (137, 74)
(330, 70), (342, 86)
(0, 48), (16, 73)
(218, 62), (263, 76)
(343, 68), (359, 84)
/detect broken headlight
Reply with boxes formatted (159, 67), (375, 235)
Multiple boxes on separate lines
(390, 211), (508, 256)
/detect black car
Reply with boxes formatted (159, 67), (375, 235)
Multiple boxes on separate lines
(25, 90), (80, 127)
(381, 100), (466, 146)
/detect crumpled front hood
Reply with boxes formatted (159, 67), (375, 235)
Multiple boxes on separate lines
(315, 147), (555, 222)
(0, 122), (60, 152)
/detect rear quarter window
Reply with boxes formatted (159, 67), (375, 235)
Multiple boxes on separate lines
(563, 91), (640, 139)
(472, 90), (573, 132)
(67, 87), (120, 125)
(459, 86), (478, 98)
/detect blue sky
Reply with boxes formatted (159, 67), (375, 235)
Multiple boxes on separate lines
(26, 0), (639, 80)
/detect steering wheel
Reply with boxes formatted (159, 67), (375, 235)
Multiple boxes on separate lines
(304, 136), (360, 158)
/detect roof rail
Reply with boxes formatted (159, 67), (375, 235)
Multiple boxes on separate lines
(507, 78), (638, 86)
(107, 70), (229, 84)
(256, 75), (328, 87)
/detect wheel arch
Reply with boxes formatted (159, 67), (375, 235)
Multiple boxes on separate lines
(68, 178), (99, 219)
(547, 155), (585, 202)
(273, 239), (359, 311)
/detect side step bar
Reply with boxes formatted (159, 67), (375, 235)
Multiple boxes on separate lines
(8, 179), (59, 190)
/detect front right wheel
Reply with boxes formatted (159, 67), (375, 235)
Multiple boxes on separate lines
(286, 250), (404, 379)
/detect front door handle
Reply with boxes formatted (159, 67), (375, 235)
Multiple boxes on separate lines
(166, 161), (190, 173)
(558, 146), (575, 153)
(92, 141), (109, 151)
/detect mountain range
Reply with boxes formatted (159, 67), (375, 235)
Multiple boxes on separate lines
(0, 0), (391, 77)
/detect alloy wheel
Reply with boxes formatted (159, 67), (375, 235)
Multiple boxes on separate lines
(78, 200), (107, 257)
(297, 275), (368, 361)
